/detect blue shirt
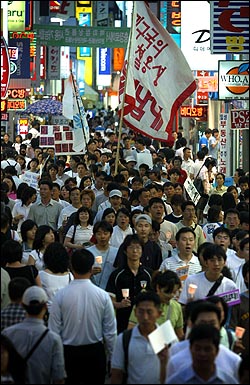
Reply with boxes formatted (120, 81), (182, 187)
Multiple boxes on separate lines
(199, 136), (208, 151)
(166, 365), (238, 384)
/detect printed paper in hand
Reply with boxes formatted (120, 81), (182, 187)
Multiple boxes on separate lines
(148, 320), (178, 355)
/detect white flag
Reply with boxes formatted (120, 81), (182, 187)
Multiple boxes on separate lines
(63, 76), (89, 153)
(119, 1), (196, 141)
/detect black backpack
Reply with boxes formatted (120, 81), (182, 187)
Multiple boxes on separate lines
(122, 328), (133, 384)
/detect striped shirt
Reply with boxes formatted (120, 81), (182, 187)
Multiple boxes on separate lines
(159, 250), (202, 277)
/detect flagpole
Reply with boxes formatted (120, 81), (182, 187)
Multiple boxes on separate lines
(114, 1), (135, 176)
(70, 69), (89, 156)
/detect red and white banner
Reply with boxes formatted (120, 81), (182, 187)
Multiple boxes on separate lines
(63, 75), (90, 153)
(119, 1), (196, 141)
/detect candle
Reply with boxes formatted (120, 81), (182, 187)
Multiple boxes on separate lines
(95, 256), (102, 264)
(122, 288), (129, 299)
(235, 326), (245, 339)
(188, 283), (198, 296)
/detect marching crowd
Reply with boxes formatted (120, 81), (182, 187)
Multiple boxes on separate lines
(1, 111), (249, 384)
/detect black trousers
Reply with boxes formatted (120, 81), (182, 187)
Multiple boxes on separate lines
(64, 342), (106, 384)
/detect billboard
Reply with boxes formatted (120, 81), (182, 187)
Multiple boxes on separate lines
(218, 61), (249, 100)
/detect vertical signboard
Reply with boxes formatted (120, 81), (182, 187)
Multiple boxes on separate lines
(166, 1), (181, 47)
(96, 48), (111, 86)
(8, 38), (30, 79)
(76, 1), (93, 86)
(218, 113), (230, 175)
(96, 1), (109, 26)
(1, 36), (10, 99)
(47, 46), (61, 80)
(210, 1), (249, 54)
(181, 1), (225, 71)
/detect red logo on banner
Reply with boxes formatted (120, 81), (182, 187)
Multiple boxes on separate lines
(1, 37), (10, 99)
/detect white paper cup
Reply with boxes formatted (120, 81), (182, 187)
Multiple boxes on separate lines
(122, 288), (129, 298)
(95, 256), (103, 264)
(188, 283), (198, 295)
(235, 326), (245, 339)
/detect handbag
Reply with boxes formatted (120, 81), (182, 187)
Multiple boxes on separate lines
(193, 163), (205, 195)
(193, 178), (204, 195)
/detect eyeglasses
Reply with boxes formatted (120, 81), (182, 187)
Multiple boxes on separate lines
(127, 245), (142, 251)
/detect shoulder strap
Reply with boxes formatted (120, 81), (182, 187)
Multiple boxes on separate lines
(194, 162), (205, 180)
(226, 329), (233, 349)
(71, 224), (77, 243)
(122, 329), (133, 383)
(24, 329), (49, 361)
(207, 275), (224, 297)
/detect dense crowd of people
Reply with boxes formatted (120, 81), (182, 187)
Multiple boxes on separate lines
(1, 110), (249, 384)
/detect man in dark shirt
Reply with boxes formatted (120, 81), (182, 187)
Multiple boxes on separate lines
(113, 214), (162, 270)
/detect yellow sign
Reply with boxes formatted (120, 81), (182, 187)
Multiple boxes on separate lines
(8, 1), (26, 32)
(76, 2), (93, 86)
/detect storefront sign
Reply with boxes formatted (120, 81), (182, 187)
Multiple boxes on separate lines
(7, 99), (26, 110)
(1, 37), (10, 99)
(210, 1), (249, 54)
(180, 106), (207, 118)
(7, 89), (26, 99)
(8, 1), (26, 32)
(218, 60), (249, 100)
(34, 25), (130, 48)
(231, 109), (249, 129)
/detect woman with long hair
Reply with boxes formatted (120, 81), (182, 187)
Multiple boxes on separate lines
(27, 225), (55, 271)
(12, 187), (37, 236)
(20, 219), (38, 264)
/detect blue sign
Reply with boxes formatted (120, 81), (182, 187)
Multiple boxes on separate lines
(98, 48), (111, 75)
(210, 1), (249, 54)
(9, 38), (30, 79)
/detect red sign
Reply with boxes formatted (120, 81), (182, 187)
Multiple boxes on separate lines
(7, 89), (26, 99)
(180, 105), (208, 118)
(7, 100), (26, 110)
(231, 109), (249, 129)
(1, 37), (10, 99)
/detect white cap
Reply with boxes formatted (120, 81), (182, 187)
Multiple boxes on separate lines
(109, 189), (122, 198)
(22, 286), (48, 306)
(125, 156), (137, 163)
(135, 214), (152, 225)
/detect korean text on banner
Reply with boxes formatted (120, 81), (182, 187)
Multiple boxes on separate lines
(119, 1), (196, 141)
(62, 76), (89, 153)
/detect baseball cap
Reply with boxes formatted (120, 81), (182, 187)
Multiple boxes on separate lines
(135, 214), (152, 225)
(22, 286), (48, 306)
(125, 156), (137, 164)
(109, 189), (122, 198)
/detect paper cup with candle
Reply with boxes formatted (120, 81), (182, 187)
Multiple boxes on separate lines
(95, 256), (103, 265)
(188, 283), (198, 297)
(122, 288), (129, 299)
(235, 326), (245, 340)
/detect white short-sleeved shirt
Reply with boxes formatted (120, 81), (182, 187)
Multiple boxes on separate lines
(65, 224), (93, 245)
(28, 250), (44, 271)
(111, 325), (162, 384)
(178, 271), (237, 304)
